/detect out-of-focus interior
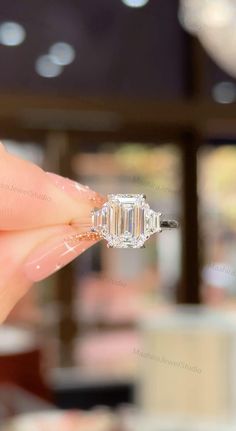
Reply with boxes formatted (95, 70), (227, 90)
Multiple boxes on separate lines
(1, 0), (236, 430)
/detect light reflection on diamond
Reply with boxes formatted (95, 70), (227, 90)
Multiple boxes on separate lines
(92, 194), (161, 248)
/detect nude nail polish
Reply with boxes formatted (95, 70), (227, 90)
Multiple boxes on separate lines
(46, 172), (94, 198)
(46, 172), (106, 206)
(23, 230), (101, 282)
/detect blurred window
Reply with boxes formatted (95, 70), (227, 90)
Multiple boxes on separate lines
(199, 144), (236, 306)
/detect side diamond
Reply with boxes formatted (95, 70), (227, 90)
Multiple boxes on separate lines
(145, 210), (161, 235)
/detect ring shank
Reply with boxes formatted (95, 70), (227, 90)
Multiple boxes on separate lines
(160, 220), (179, 229)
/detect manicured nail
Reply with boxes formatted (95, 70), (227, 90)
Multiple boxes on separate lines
(46, 172), (106, 204)
(45, 172), (106, 227)
(46, 172), (96, 199)
(23, 230), (101, 282)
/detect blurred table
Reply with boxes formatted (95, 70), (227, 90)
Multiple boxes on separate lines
(136, 306), (236, 421)
(0, 407), (117, 431)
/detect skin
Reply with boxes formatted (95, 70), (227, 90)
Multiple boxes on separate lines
(0, 142), (106, 323)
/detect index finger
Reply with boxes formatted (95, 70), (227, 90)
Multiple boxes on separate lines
(0, 144), (105, 230)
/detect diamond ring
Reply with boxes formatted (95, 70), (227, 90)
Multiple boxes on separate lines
(91, 194), (179, 249)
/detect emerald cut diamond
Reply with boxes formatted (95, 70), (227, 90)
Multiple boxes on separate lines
(91, 194), (162, 248)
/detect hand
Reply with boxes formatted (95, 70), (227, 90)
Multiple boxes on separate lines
(0, 143), (106, 322)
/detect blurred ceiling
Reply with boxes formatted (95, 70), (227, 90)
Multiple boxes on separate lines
(0, 0), (187, 99)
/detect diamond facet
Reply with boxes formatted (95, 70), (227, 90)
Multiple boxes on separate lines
(92, 194), (161, 248)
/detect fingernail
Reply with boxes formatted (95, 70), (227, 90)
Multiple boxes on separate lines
(46, 172), (106, 204)
(23, 230), (100, 282)
(46, 172), (94, 199)
(45, 172), (90, 196)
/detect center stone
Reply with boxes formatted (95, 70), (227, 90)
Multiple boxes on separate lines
(92, 194), (161, 248)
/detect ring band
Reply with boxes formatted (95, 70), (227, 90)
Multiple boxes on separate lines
(160, 220), (179, 229)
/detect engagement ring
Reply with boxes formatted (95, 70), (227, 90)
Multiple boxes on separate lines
(91, 194), (179, 249)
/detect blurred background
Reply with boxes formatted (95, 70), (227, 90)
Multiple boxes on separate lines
(1, 0), (236, 430)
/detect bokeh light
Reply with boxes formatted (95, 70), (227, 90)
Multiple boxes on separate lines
(200, 0), (235, 28)
(49, 42), (75, 66)
(0, 21), (26, 46)
(179, 0), (236, 33)
(35, 54), (63, 78)
(212, 81), (236, 104)
(179, 0), (236, 79)
(121, 0), (149, 8)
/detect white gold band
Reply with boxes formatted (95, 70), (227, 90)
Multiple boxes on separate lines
(160, 220), (179, 229)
